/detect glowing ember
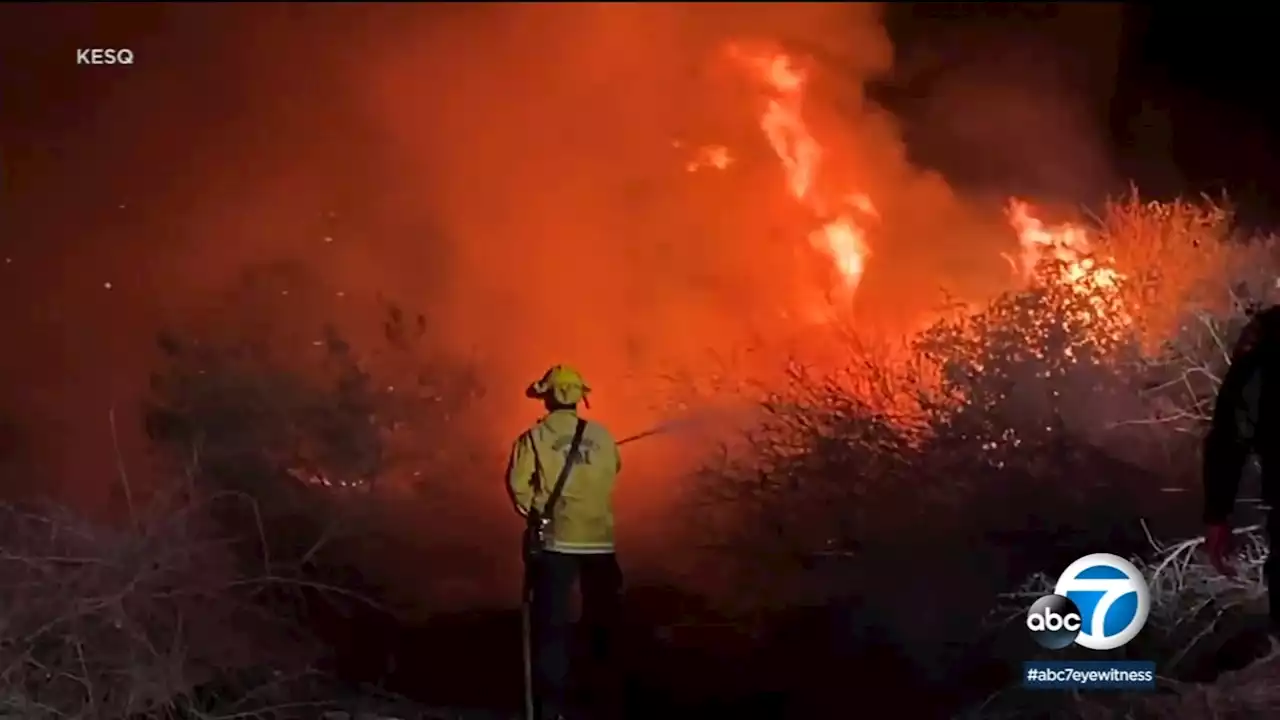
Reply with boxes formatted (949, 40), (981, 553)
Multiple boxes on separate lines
(684, 144), (733, 173)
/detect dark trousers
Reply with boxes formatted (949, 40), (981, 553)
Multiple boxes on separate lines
(1208, 431), (1280, 625)
(529, 551), (623, 719)
(1255, 451), (1280, 625)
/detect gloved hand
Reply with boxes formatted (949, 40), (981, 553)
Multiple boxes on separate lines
(1205, 524), (1236, 577)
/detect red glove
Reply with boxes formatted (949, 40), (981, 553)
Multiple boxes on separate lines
(1205, 524), (1236, 577)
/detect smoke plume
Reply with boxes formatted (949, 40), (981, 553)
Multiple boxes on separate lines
(0, 4), (1119, 602)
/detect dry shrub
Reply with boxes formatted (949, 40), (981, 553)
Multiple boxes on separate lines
(915, 260), (1132, 449)
(694, 190), (1280, 708)
(1121, 274), (1277, 444)
(969, 197), (1280, 718)
(0, 485), (321, 719)
(145, 262), (486, 498)
(692, 351), (922, 609)
(691, 266), (1156, 632)
(1096, 190), (1236, 346)
(1101, 192), (1279, 434)
(143, 265), (491, 621)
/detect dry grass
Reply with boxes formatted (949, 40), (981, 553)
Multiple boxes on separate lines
(0, 479), (328, 719)
(1134, 642), (1280, 719)
(1140, 522), (1269, 668)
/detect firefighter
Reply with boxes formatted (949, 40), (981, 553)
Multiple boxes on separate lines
(1204, 304), (1280, 626)
(508, 365), (623, 720)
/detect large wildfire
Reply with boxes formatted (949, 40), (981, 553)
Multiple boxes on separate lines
(272, 8), (1243, 538)
(11, 4), (1261, 620)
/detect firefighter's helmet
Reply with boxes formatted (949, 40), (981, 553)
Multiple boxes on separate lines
(527, 365), (590, 406)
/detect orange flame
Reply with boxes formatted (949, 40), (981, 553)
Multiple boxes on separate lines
(681, 46), (1131, 345)
(1004, 198), (1131, 340)
(754, 54), (873, 306)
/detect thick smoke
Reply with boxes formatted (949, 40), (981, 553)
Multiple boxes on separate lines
(1, 4), (1119, 604)
(348, 4), (1022, 428)
(324, 4), (1048, 596)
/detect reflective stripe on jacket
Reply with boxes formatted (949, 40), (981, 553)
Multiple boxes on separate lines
(507, 410), (621, 553)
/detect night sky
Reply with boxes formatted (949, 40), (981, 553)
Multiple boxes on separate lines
(0, 3), (1277, 511)
(878, 3), (1280, 219)
(1111, 4), (1280, 216)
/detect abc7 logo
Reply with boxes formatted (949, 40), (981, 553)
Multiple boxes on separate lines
(1026, 553), (1150, 651)
(1026, 595), (1083, 649)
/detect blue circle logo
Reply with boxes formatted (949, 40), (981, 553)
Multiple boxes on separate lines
(1051, 552), (1150, 651)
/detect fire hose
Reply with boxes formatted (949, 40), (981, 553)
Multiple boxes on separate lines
(616, 415), (707, 447)
(616, 424), (672, 447)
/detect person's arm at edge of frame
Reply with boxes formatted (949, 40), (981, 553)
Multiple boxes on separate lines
(1203, 316), (1265, 575)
